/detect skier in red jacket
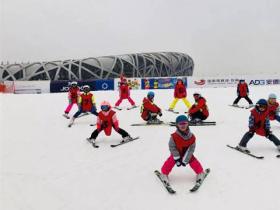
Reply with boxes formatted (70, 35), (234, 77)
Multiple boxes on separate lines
(158, 115), (208, 186)
(232, 79), (253, 107)
(267, 93), (280, 123)
(63, 81), (80, 119)
(141, 91), (162, 124)
(87, 101), (132, 144)
(115, 78), (136, 109)
(168, 79), (191, 111)
(236, 99), (280, 153)
(188, 92), (209, 122)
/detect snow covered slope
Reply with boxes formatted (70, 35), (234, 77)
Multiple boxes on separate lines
(1, 86), (280, 210)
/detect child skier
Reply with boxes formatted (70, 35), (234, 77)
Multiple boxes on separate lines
(237, 99), (280, 152)
(87, 101), (132, 144)
(141, 91), (162, 124)
(68, 85), (98, 127)
(267, 93), (280, 123)
(63, 81), (80, 119)
(115, 78), (136, 109)
(168, 79), (191, 111)
(188, 92), (209, 122)
(158, 115), (208, 186)
(232, 79), (253, 107)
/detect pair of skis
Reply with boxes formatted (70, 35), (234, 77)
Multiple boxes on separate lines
(86, 136), (140, 148)
(114, 106), (139, 111)
(229, 104), (253, 109)
(165, 109), (180, 114)
(170, 121), (216, 126)
(227, 145), (280, 159)
(154, 168), (210, 194)
(131, 121), (216, 126)
(63, 112), (90, 120)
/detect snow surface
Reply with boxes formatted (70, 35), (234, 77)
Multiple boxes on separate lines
(1, 86), (280, 210)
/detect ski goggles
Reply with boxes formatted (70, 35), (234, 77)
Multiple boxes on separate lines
(177, 121), (189, 128)
(101, 105), (110, 111)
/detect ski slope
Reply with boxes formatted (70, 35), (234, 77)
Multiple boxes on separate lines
(1, 85), (280, 210)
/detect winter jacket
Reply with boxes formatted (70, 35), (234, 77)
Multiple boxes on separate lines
(141, 97), (161, 120)
(189, 97), (209, 117)
(237, 83), (249, 97)
(249, 108), (270, 136)
(168, 129), (196, 165)
(174, 83), (186, 98)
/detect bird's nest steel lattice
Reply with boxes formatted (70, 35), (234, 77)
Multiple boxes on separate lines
(0, 52), (194, 81)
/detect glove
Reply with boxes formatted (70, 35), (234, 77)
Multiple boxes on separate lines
(158, 112), (162, 117)
(249, 127), (255, 134)
(92, 103), (97, 111)
(181, 161), (187, 167)
(265, 129), (272, 137)
(174, 158), (182, 167)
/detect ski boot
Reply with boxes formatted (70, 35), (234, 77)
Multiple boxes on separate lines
(159, 173), (169, 184)
(63, 113), (70, 119)
(196, 171), (207, 183)
(121, 136), (132, 143)
(190, 118), (202, 124)
(236, 145), (250, 153)
(147, 118), (162, 125)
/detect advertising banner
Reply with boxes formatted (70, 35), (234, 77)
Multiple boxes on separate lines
(50, 79), (114, 93)
(114, 78), (141, 90)
(246, 76), (280, 86)
(94, 79), (114, 91)
(141, 77), (187, 89)
(188, 77), (240, 88)
(14, 81), (50, 94)
(50, 80), (93, 93)
(188, 75), (280, 88)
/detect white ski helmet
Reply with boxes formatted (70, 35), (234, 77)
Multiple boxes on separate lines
(83, 85), (90, 92)
(193, 92), (201, 97)
(70, 81), (78, 86)
(268, 93), (277, 99)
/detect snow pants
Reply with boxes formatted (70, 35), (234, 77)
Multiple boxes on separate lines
(73, 106), (98, 118)
(169, 98), (191, 109)
(161, 154), (204, 176)
(233, 96), (253, 105)
(64, 102), (78, 114)
(115, 97), (135, 106)
(239, 131), (280, 147)
(90, 125), (129, 140)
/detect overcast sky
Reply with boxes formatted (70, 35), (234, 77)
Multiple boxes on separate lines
(1, 0), (280, 76)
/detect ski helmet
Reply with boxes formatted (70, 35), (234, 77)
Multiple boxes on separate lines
(175, 115), (189, 124)
(256, 99), (267, 106)
(83, 85), (90, 92)
(100, 101), (111, 111)
(177, 78), (183, 83)
(268, 93), (277, 99)
(193, 92), (201, 97)
(70, 81), (78, 86)
(147, 91), (155, 99)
